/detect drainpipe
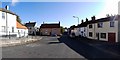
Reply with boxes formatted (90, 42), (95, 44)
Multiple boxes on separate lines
(5, 8), (8, 37)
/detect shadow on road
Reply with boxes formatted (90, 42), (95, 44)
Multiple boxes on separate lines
(48, 41), (62, 44)
(57, 35), (120, 60)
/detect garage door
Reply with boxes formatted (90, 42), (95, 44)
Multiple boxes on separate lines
(108, 33), (116, 43)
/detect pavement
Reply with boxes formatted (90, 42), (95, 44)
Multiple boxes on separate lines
(0, 36), (42, 47)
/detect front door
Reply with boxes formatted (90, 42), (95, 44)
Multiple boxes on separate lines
(97, 33), (99, 40)
(108, 33), (116, 43)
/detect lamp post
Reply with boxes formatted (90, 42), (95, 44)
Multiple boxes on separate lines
(73, 16), (79, 25)
(73, 16), (80, 37)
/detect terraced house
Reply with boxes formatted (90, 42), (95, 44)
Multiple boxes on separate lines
(79, 18), (88, 37)
(86, 15), (120, 43)
(0, 6), (28, 38)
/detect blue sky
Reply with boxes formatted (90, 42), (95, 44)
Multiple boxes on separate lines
(1, 1), (118, 27)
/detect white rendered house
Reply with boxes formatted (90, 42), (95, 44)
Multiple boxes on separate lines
(0, 6), (28, 38)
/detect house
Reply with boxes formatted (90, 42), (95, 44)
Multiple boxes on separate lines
(87, 15), (120, 43)
(24, 22), (36, 35)
(16, 21), (28, 37)
(40, 22), (61, 36)
(35, 27), (40, 35)
(0, 7), (17, 37)
(87, 16), (96, 39)
(73, 26), (79, 37)
(79, 18), (88, 37)
(0, 6), (28, 38)
(69, 25), (79, 37)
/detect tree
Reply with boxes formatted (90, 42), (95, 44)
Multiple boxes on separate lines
(60, 26), (65, 34)
(17, 16), (22, 23)
(70, 25), (75, 30)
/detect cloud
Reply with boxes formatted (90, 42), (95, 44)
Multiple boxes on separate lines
(11, 0), (19, 6)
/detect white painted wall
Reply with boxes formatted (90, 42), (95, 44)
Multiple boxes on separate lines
(74, 28), (79, 36)
(17, 29), (28, 37)
(0, 11), (17, 36)
(0, 11), (2, 34)
(95, 21), (118, 42)
(87, 24), (96, 39)
(87, 21), (118, 42)
(0, 10), (28, 37)
(79, 27), (87, 37)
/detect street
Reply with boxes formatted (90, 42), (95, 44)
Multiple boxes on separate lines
(59, 33), (120, 59)
(2, 34), (120, 60)
(2, 36), (85, 58)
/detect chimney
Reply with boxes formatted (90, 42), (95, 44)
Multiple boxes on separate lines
(81, 19), (84, 23)
(59, 21), (60, 24)
(86, 18), (88, 22)
(43, 22), (44, 24)
(5, 5), (9, 10)
(91, 16), (96, 20)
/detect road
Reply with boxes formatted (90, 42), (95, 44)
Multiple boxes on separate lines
(59, 33), (120, 59)
(2, 34), (120, 60)
(2, 36), (85, 58)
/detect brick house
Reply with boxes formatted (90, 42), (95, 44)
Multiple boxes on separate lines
(40, 22), (61, 36)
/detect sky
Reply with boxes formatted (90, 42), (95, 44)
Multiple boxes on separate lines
(1, 0), (119, 28)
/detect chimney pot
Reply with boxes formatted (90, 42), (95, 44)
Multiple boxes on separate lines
(5, 5), (9, 10)
(86, 18), (88, 22)
(81, 19), (84, 23)
(91, 16), (96, 20)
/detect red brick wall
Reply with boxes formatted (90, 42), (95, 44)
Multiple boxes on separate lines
(40, 28), (61, 35)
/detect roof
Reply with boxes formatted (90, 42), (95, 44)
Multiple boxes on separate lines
(25, 22), (36, 27)
(16, 21), (27, 29)
(87, 15), (120, 24)
(40, 23), (60, 28)
(0, 8), (18, 16)
(78, 15), (120, 27)
(78, 22), (88, 27)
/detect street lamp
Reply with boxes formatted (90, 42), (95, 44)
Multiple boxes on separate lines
(73, 16), (79, 25)
(73, 16), (80, 37)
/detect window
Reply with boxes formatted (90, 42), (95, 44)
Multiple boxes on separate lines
(84, 29), (85, 32)
(89, 32), (92, 37)
(110, 21), (114, 27)
(12, 27), (14, 33)
(89, 24), (92, 28)
(101, 33), (106, 39)
(1, 26), (6, 32)
(98, 22), (103, 28)
(2, 12), (5, 19)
